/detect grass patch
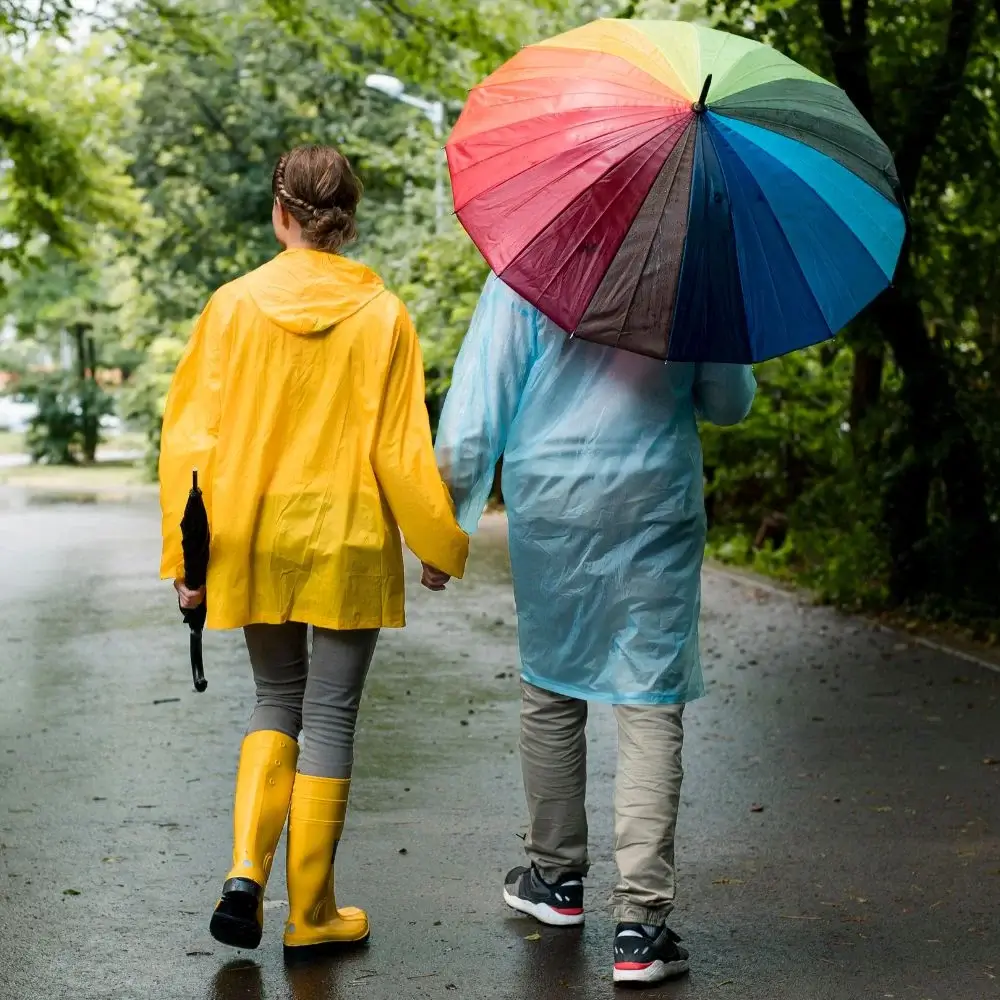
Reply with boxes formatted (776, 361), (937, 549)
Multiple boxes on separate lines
(0, 431), (25, 455)
(0, 460), (152, 492)
(0, 429), (146, 459)
(102, 431), (147, 454)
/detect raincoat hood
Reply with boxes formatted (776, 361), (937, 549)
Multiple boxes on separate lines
(246, 249), (386, 335)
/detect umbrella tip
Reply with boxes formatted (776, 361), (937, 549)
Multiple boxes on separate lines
(693, 74), (712, 113)
(192, 469), (198, 490)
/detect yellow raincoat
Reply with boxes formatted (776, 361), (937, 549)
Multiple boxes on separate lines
(159, 249), (469, 630)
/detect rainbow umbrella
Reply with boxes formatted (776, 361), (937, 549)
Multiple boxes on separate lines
(446, 19), (906, 363)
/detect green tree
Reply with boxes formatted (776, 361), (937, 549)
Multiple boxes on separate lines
(714, 0), (1000, 613)
(0, 35), (140, 270)
(1, 36), (144, 462)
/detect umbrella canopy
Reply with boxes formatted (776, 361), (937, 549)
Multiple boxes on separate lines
(180, 470), (209, 693)
(446, 19), (907, 363)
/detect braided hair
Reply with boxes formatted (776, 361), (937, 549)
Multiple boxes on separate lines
(272, 146), (363, 254)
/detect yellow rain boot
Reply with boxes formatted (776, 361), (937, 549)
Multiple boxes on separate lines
(283, 774), (370, 956)
(209, 730), (299, 950)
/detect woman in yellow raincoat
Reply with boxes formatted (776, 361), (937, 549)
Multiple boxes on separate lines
(158, 145), (469, 956)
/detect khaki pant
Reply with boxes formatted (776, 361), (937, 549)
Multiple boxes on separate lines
(519, 682), (684, 925)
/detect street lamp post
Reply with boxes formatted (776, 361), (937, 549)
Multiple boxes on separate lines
(365, 73), (446, 232)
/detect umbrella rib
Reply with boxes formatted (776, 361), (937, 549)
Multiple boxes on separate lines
(476, 71), (682, 105)
(613, 126), (697, 347)
(461, 115), (685, 240)
(582, 21), (698, 99)
(711, 116), (897, 282)
(451, 100), (686, 147)
(708, 122), (835, 350)
(453, 106), (684, 165)
(696, 124), (752, 363)
(711, 50), (824, 98)
(503, 118), (690, 306)
(709, 109), (896, 201)
(473, 43), (688, 99)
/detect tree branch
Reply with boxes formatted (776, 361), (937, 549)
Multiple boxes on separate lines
(894, 0), (979, 199)
(815, 0), (876, 125)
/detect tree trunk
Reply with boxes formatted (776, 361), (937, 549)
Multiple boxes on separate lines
(871, 263), (998, 602)
(70, 323), (100, 465)
(72, 325), (86, 380)
(849, 346), (884, 431)
(82, 334), (100, 464)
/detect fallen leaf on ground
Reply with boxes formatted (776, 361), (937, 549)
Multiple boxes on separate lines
(62, 889), (80, 896)
(750, 804), (765, 813)
(712, 878), (745, 886)
(524, 932), (542, 941)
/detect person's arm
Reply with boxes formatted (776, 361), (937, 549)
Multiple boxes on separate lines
(372, 304), (470, 580)
(158, 297), (227, 582)
(692, 363), (757, 426)
(434, 274), (537, 534)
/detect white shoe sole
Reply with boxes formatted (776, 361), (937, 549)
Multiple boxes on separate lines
(503, 888), (585, 927)
(613, 958), (691, 985)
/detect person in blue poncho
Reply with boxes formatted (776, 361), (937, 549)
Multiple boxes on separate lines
(432, 272), (756, 986)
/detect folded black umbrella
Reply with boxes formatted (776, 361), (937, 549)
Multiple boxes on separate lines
(180, 470), (210, 693)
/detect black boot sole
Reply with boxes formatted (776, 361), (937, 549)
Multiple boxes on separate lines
(209, 879), (264, 950)
(282, 934), (371, 963)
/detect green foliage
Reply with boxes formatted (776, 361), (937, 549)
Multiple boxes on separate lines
(120, 334), (186, 477)
(702, 346), (892, 608)
(0, 37), (142, 270)
(706, 0), (1000, 619)
(12, 371), (114, 465)
(0, 1), (75, 37)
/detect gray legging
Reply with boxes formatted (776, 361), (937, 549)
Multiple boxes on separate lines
(243, 623), (378, 779)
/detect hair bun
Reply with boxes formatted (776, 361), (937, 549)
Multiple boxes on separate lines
(304, 205), (358, 252)
(271, 145), (363, 254)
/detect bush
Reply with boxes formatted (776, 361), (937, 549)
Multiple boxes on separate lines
(702, 345), (894, 610)
(120, 334), (187, 479)
(9, 371), (115, 465)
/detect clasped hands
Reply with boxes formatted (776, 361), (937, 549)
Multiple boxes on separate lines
(420, 563), (451, 592)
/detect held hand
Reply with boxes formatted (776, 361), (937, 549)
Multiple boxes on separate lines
(174, 579), (206, 609)
(420, 563), (451, 592)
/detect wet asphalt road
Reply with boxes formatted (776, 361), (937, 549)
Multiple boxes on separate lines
(0, 491), (998, 1000)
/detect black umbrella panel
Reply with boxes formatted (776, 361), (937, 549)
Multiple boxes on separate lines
(180, 470), (210, 693)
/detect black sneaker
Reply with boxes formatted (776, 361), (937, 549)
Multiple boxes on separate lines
(503, 864), (585, 927)
(612, 923), (690, 985)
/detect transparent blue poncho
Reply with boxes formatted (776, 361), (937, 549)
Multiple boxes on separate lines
(435, 274), (756, 705)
